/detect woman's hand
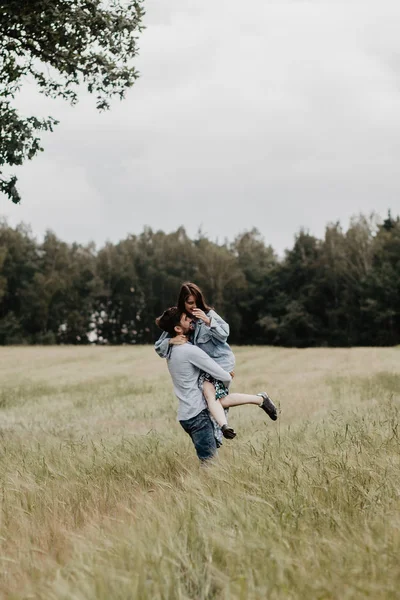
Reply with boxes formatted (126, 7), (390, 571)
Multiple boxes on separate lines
(169, 335), (187, 345)
(229, 370), (235, 379)
(192, 308), (211, 326)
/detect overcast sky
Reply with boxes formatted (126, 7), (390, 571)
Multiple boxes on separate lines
(2, 0), (400, 254)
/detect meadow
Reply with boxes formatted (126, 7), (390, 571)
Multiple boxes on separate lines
(0, 345), (399, 599)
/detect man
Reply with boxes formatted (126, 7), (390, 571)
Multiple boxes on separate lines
(156, 306), (277, 462)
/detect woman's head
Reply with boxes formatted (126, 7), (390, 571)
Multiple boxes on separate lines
(177, 282), (212, 316)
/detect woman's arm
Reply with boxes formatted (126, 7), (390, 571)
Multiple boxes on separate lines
(191, 308), (230, 344)
(154, 331), (187, 358)
(154, 331), (172, 358)
(207, 310), (230, 344)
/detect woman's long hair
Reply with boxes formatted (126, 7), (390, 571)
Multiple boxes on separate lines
(177, 282), (212, 315)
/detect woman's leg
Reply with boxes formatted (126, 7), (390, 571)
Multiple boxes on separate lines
(220, 393), (260, 407)
(220, 392), (277, 420)
(203, 380), (228, 427)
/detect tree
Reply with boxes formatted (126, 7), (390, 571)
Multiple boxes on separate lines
(361, 214), (400, 345)
(0, 0), (145, 203)
(20, 232), (100, 344)
(93, 227), (198, 344)
(232, 229), (277, 343)
(189, 237), (245, 342)
(258, 230), (323, 347)
(0, 220), (38, 343)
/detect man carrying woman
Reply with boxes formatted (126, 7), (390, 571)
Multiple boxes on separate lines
(155, 283), (278, 462)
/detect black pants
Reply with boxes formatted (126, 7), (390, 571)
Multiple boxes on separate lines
(180, 409), (218, 462)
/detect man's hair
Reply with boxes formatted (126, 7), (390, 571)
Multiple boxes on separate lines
(155, 306), (182, 336)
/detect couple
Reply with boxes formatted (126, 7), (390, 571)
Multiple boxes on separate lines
(155, 282), (278, 462)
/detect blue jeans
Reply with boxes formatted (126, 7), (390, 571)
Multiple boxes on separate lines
(180, 409), (218, 462)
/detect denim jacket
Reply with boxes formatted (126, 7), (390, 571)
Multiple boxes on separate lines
(154, 309), (235, 372)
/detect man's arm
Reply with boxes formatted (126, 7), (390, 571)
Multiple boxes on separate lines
(186, 345), (232, 386)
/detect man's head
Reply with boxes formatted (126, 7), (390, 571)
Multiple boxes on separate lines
(155, 306), (192, 337)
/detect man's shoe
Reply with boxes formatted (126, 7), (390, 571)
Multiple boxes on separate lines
(257, 392), (278, 421)
(221, 424), (237, 439)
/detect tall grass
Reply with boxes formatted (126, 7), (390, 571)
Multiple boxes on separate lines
(0, 346), (399, 599)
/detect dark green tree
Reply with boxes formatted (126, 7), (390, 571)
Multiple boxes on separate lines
(1, 214), (400, 347)
(0, 220), (38, 343)
(361, 214), (400, 345)
(0, 0), (145, 203)
(20, 232), (99, 344)
(193, 236), (246, 340)
(94, 227), (198, 344)
(258, 230), (322, 347)
(231, 229), (277, 343)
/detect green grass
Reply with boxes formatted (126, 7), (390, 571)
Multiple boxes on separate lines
(0, 346), (399, 599)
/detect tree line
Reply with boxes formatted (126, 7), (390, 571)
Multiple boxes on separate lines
(0, 211), (399, 347)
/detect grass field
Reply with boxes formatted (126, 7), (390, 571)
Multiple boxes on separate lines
(0, 345), (399, 599)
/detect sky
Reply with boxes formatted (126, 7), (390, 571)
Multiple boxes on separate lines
(2, 0), (400, 254)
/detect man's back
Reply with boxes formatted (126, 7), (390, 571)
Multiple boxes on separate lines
(168, 343), (231, 421)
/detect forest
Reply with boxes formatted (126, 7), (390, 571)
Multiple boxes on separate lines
(0, 211), (399, 347)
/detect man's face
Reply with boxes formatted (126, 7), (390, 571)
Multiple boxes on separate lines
(176, 312), (192, 335)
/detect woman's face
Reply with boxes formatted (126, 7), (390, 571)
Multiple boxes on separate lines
(184, 294), (197, 315)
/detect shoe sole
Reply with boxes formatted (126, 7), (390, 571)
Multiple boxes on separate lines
(222, 427), (237, 439)
(259, 392), (278, 421)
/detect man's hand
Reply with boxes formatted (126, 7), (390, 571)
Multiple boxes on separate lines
(169, 335), (187, 346)
(192, 308), (211, 326)
(229, 370), (235, 379)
